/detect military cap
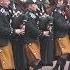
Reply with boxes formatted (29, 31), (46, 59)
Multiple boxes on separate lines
(43, 0), (56, 5)
(20, 0), (37, 4)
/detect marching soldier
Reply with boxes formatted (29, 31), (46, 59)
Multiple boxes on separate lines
(21, 1), (42, 70)
(51, 0), (70, 70)
(0, 0), (15, 69)
(64, 0), (70, 69)
(38, 0), (54, 67)
(10, 0), (28, 70)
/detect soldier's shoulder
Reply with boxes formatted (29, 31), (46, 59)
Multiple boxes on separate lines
(26, 12), (36, 19)
(0, 7), (9, 16)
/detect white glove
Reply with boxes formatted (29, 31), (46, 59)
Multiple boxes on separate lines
(15, 28), (25, 35)
(43, 31), (49, 36)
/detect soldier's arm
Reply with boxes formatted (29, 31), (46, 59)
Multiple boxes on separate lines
(26, 20), (42, 37)
(53, 11), (70, 31)
(12, 14), (28, 29)
(0, 14), (11, 36)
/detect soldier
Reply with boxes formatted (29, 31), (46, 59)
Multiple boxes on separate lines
(19, 0), (52, 70)
(0, 0), (15, 69)
(64, 0), (70, 70)
(21, 1), (42, 70)
(38, 0), (54, 67)
(10, 0), (28, 70)
(51, 0), (70, 70)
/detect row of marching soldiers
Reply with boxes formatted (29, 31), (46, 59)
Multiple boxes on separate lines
(0, 0), (70, 70)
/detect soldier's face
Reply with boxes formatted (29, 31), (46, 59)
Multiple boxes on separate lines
(0, 0), (10, 7)
(45, 4), (52, 15)
(67, 0), (70, 6)
(57, 0), (63, 7)
(29, 4), (38, 11)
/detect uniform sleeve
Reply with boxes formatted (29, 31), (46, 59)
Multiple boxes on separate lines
(53, 11), (70, 31)
(39, 16), (53, 30)
(12, 14), (28, 29)
(0, 13), (11, 37)
(26, 20), (42, 37)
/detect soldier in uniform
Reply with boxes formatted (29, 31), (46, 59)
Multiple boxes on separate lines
(19, 0), (52, 70)
(21, 1), (42, 70)
(64, 0), (70, 69)
(51, 0), (70, 70)
(0, 0), (15, 69)
(10, 0), (28, 70)
(38, 0), (54, 66)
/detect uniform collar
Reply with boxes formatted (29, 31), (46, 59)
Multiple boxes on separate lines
(0, 5), (9, 16)
(54, 7), (65, 16)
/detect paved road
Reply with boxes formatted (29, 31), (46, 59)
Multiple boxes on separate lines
(38, 61), (70, 70)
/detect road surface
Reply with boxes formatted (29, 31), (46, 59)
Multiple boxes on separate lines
(38, 61), (70, 70)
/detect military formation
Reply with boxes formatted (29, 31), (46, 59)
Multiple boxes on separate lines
(0, 0), (70, 70)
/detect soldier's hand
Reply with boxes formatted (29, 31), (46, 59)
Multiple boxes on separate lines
(20, 25), (25, 35)
(43, 31), (50, 36)
(15, 29), (21, 35)
(47, 26), (52, 32)
(20, 28), (25, 35)
(15, 29), (25, 35)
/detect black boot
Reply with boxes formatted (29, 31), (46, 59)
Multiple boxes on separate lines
(68, 62), (70, 70)
(30, 61), (39, 70)
(60, 58), (66, 70)
(52, 59), (60, 70)
(47, 62), (53, 66)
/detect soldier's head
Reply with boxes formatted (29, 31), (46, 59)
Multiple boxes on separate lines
(63, 0), (70, 7)
(67, 0), (70, 6)
(0, 0), (11, 7)
(0, 0), (10, 7)
(23, 0), (38, 12)
(55, 0), (65, 7)
(64, 0), (70, 19)
(43, 0), (55, 15)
